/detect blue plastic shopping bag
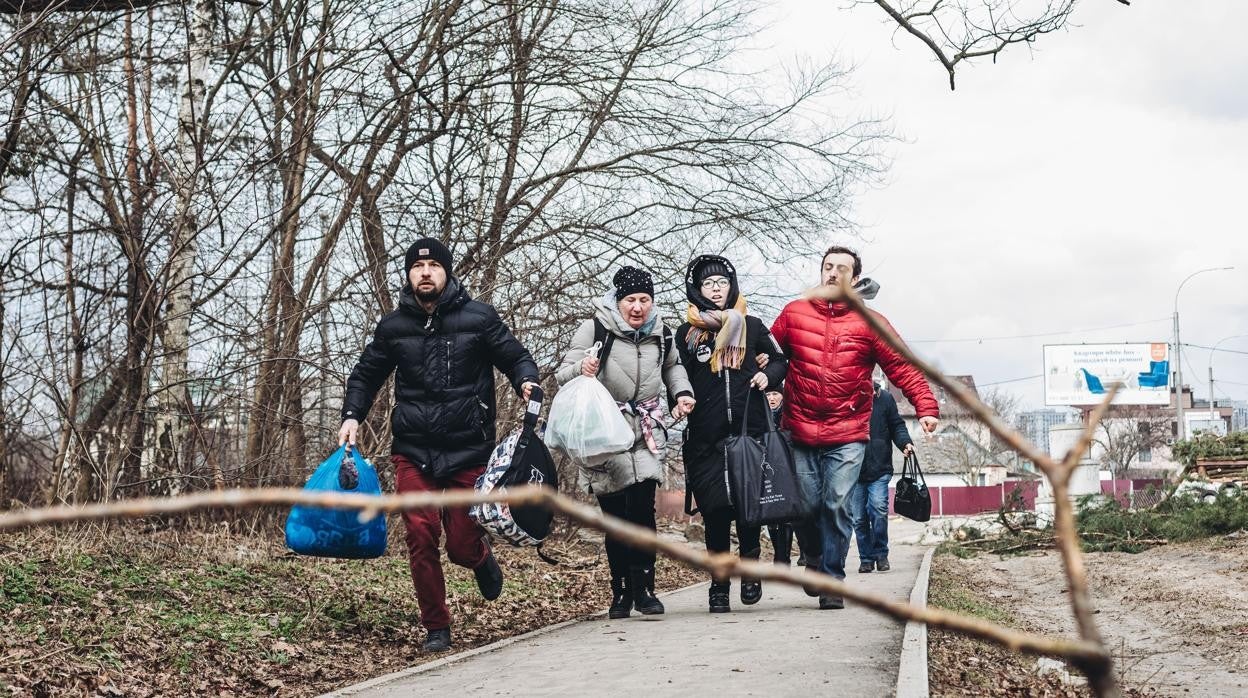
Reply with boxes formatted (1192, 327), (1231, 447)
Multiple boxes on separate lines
(284, 446), (387, 559)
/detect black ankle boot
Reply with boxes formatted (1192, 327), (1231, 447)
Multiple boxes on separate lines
(630, 567), (665, 615)
(608, 575), (632, 619)
(708, 581), (731, 613)
(740, 548), (762, 605)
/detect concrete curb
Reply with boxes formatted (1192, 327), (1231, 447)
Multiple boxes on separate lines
(320, 578), (711, 697)
(895, 547), (935, 698)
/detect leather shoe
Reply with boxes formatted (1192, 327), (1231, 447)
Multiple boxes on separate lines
(740, 579), (762, 605)
(802, 561), (823, 597)
(708, 581), (731, 614)
(473, 550), (504, 601)
(422, 627), (452, 652)
(818, 595), (845, 610)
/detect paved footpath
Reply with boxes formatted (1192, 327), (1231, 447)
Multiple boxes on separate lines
(329, 518), (931, 697)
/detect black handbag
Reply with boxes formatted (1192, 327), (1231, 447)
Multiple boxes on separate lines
(893, 452), (931, 522)
(724, 391), (809, 528)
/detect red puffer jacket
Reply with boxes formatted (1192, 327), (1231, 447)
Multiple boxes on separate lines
(770, 299), (938, 447)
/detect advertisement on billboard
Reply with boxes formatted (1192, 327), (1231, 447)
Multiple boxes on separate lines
(1044, 343), (1171, 406)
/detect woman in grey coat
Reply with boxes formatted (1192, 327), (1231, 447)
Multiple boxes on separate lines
(556, 266), (695, 619)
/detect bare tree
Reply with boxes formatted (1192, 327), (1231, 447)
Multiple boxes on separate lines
(1092, 407), (1172, 477)
(865, 0), (1131, 90)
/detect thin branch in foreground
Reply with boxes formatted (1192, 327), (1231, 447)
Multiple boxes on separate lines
(0, 485), (1110, 666)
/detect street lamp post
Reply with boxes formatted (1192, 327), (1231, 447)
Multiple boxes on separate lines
(1173, 266), (1234, 441)
(1208, 334), (1248, 425)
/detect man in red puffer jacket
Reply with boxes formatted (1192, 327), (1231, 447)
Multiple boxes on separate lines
(770, 245), (939, 610)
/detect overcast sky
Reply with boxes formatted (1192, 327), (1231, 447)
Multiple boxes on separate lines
(747, 0), (1248, 410)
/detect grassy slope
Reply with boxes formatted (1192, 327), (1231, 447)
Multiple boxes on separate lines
(0, 521), (703, 697)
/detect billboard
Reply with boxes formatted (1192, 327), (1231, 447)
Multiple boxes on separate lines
(1044, 343), (1171, 406)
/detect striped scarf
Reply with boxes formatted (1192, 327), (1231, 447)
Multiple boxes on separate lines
(685, 295), (748, 373)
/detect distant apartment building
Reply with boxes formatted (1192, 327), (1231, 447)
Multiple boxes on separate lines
(1231, 401), (1248, 433)
(1016, 408), (1079, 454)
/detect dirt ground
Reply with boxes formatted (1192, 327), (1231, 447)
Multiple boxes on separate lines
(931, 532), (1248, 696)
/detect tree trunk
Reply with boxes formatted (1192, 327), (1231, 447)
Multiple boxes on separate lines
(0, 38), (35, 188)
(153, 0), (215, 496)
(244, 12), (323, 479)
(49, 163), (87, 505)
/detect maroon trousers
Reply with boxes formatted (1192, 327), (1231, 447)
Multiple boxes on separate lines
(393, 454), (489, 630)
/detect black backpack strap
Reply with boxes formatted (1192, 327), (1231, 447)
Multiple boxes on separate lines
(523, 385), (543, 429)
(592, 318), (615, 378)
(660, 324), (675, 368)
(512, 385), (543, 467)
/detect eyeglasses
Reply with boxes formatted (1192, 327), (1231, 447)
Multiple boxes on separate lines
(700, 278), (731, 290)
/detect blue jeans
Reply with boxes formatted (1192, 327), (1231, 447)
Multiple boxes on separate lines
(851, 473), (891, 563)
(794, 442), (867, 580)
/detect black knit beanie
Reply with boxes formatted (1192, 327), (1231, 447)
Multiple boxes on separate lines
(693, 259), (732, 284)
(404, 237), (454, 274)
(613, 266), (654, 300)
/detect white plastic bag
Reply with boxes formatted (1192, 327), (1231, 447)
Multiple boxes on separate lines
(547, 343), (634, 463)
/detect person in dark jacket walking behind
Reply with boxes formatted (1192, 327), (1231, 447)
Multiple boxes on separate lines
(676, 255), (787, 613)
(338, 238), (539, 653)
(764, 387), (799, 567)
(852, 381), (913, 573)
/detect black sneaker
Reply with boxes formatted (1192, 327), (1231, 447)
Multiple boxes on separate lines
(818, 595), (845, 610)
(740, 579), (762, 605)
(858, 560), (874, 574)
(422, 627), (452, 652)
(473, 549), (504, 601)
(708, 582), (730, 614)
(876, 557), (890, 572)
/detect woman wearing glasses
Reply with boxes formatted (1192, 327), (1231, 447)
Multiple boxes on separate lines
(675, 255), (787, 613)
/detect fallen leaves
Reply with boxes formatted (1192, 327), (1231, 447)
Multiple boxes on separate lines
(0, 522), (704, 697)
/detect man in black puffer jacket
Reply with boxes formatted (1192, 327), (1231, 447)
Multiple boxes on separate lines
(851, 381), (913, 574)
(338, 237), (539, 653)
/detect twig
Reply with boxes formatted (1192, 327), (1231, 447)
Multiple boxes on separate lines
(0, 485), (1109, 666)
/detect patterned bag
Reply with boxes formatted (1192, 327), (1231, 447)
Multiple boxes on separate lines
(471, 387), (559, 563)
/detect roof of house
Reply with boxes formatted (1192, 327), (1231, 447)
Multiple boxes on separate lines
(887, 375), (979, 418)
(906, 424), (992, 474)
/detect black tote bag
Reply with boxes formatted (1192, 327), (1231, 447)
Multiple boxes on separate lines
(893, 452), (932, 522)
(724, 391), (809, 528)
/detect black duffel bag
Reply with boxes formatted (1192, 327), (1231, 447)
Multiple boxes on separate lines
(893, 452), (931, 522)
(724, 391), (810, 528)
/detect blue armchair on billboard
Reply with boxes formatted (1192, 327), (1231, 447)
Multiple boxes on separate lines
(1138, 360), (1168, 389)
(1079, 368), (1106, 395)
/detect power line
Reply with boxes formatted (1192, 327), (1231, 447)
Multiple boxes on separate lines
(910, 317), (1170, 344)
(977, 374), (1043, 387)
(1183, 343), (1248, 356)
